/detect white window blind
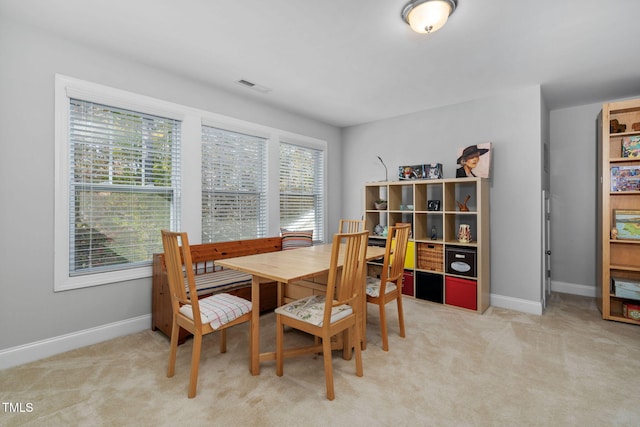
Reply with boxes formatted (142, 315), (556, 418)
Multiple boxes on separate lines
(279, 142), (325, 242)
(69, 99), (181, 275)
(201, 126), (267, 242)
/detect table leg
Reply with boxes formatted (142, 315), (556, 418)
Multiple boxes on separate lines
(250, 275), (261, 375)
(361, 274), (367, 350)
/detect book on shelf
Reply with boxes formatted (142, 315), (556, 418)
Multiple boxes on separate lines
(622, 136), (640, 158)
(611, 165), (640, 191)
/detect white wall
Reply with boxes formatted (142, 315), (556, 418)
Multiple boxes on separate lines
(549, 102), (607, 297)
(341, 86), (544, 312)
(0, 18), (341, 360)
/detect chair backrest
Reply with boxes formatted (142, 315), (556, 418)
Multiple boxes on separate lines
(322, 231), (369, 325)
(161, 230), (203, 326)
(338, 219), (365, 233)
(381, 223), (411, 286)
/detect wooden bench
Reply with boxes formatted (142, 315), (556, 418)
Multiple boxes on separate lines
(152, 236), (282, 344)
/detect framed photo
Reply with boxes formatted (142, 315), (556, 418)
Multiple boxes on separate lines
(427, 200), (441, 211)
(614, 210), (640, 240)
(622, 136), (640, 158)
(456, 142), (492, 178)
(398, 164), (425, 180)
(611, 165), (640, 192)
(425, 163), (443, 179)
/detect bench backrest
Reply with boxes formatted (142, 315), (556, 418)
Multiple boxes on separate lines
(154, 236), (283, 275)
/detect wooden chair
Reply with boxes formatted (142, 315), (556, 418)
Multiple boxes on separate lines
(338, 219), (364, 233)
(161, 230), (252, 398)
(365, 223), (411, 351)
(275, 230), (369, 401)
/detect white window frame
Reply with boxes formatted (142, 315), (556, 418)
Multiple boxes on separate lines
(201, 125), (268, 242)
(279, 139), (327, 243)
(54, 75), (185, 291)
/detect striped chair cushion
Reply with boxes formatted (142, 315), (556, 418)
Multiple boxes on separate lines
(188, 269), (252, 296)
(280, 229), (313, 250)
(179, 293), (252, 329)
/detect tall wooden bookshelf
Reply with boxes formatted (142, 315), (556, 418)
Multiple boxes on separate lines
(364, 177), (490, 313)
(597, 99), (640, 324)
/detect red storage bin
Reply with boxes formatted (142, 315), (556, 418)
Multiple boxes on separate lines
(445, 276), (477, 310)
(402, 271), (414, 297)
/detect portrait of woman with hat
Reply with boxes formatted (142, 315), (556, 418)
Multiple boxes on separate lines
(456, 143), (492, 178)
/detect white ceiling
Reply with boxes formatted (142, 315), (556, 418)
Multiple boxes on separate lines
(3, 0), (640, 128)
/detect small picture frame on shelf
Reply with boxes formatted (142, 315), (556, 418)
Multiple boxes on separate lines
(613, 210), (640, 240)
(424, 163), (443, 179)
(427, 200), (441, 211)
(611, 166), (640, 191)
(398, 164), (425, 180)
(622, 136), (640, 158)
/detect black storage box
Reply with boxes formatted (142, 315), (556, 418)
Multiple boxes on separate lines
(415, 271), (443, 304)
(445, 246), (477, 277)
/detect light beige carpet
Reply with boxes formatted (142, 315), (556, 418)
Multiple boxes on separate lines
(1, 293), (639, 426)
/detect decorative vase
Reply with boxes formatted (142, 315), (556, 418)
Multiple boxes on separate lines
(457, 224), (472, 243)
(456, 195), (471, 212)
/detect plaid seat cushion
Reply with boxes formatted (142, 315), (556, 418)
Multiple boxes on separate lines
(179, 293), (252, 329)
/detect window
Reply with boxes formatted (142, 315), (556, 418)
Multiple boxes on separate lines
(201, 126), (267, 242)
(55, 74), (184, 291)
(68, 99), (181, 275)
(55, 75), (327, 290)
(279, 142), (325, 242)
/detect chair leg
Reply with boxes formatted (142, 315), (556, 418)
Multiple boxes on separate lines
(167, 317), (179, 378)
(353, 323), (363, 378)
(276, 315), (284, 376)
(188, 333), (203, 398)
(248, 319), (254, 372)
(322, 334), (335, 401)
(378, 302), (389, 351)
(219, 329), (227, 353)
(396, 294), (406, 338)
(341, 326), (351, 360)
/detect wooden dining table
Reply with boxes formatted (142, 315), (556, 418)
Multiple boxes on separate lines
(216, 243), (386, 375)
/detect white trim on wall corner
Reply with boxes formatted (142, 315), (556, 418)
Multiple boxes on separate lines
(0, 315), (151, 370)
(490, 283), (597, 316)
(491, 294), (543, 315)
(551, 280), (597, 298)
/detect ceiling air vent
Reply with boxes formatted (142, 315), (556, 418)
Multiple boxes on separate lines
(235, 79), (272, 94)
(237, 79), (255, 87)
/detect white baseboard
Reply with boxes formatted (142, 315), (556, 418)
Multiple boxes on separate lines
(0, 314), (151, 371)
(551, 280), (597, 298)
(491, 294), (543, 315)
(489, 282), (596, 316)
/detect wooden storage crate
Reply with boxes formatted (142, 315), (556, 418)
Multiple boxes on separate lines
(417, 242), (443, 272)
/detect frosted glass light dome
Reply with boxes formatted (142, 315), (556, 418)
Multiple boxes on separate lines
(402, 0), (456, 34)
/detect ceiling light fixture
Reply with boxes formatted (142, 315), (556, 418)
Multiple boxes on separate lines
(401, 0), (457, 34)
